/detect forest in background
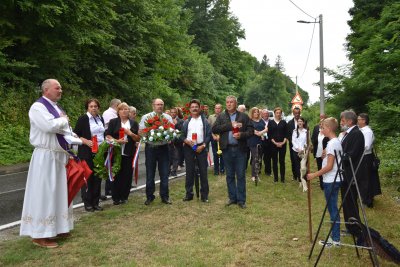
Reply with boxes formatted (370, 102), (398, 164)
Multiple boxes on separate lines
(0, 0), (399, 191)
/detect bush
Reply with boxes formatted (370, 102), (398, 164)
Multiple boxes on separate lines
(376, 135), (400, 191)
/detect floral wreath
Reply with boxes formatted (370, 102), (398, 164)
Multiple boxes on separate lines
(141, 114), (181, 145)
(93, 140), (121, 180)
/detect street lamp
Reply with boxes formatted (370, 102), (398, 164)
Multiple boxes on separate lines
(298, 14), (325, 115)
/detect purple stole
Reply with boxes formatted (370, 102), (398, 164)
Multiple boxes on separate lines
(36, 97), (69, 151)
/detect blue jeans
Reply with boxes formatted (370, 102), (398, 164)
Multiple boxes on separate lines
(211, 140), (224, 174)
(323, 182), (341, 242)
(145, 144), (170, 200)
(222, 146), (247, 204)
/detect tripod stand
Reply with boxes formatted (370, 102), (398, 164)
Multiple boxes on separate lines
(308, 151), (380, 266)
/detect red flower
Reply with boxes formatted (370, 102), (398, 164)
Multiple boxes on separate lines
(155, 121), (161, 126)
(169, 123), (175, 129)
(152, 125), (158, 129)
(183, 115), (188, 120)
(185, 103), (189, 107)
(143, 128), (149, 133)
(147, 118), (154, 124)
(153, 116), (159, 121)
(163, 118), (168, 123)
(164, 124), (170, 130)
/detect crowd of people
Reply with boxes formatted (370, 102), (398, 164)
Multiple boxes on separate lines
(20, 78), (381, 249)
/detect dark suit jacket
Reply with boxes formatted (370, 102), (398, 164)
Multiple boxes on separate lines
(311, 125), (329, 158)
(341, 126), (365, 183)
(180, 114), (212, 150)
(287, 118), (296, 146)
(74, 114), (105, 160)
(106, 117), (138, 157)
(212, 110), (254, 152)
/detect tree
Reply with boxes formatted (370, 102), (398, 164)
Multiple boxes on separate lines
(274, 55), (285, 72)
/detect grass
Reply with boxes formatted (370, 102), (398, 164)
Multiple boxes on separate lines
(0, 161), (399, 266)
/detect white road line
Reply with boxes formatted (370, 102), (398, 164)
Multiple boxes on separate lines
(0, 173), (186, 231)
(0, 188), (25, 195)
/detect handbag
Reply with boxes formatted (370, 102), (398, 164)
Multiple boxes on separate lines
(372, 149), (380, 171)
(66, 158), (92, 206)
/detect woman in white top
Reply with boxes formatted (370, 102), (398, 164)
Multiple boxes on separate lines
(307, 117), (342, 246)
(291, 117), (307, 182)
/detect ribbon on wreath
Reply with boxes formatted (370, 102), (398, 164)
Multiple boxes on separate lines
(132, 141), (142, 185)
(105, 144), (114, 181)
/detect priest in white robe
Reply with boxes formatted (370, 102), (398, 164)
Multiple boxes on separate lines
(20, 79), (82, 248)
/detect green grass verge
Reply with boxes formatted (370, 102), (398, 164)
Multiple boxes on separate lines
(0, 154), (399, 266)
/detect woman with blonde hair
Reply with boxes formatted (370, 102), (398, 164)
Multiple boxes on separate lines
(247, 107), (268, 183)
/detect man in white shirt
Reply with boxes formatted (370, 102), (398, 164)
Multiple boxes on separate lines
(181, 99), (212, 202)
(139, 98), (173, 205)
(103, 99), (121, 130)
(20, 79), (82, 248)
(261, 109), (272, 176)
(357, 113), (381, 207)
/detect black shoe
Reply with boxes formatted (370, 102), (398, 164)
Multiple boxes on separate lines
(93, 205), (103, 211)
(183, 196), (193, 202)
(144, 198), (154, 206)
(84, 206), (95, 212)
(113, 200), (121, 205)
(238, 203), (247, 209)
(161, 198), (172, 204)
(170, 172), (177, 177)
(225, 200), (237, 206)
(105, 191), (112, 196)
(201, 198), (209, 203)
(100, 195), (108, 201)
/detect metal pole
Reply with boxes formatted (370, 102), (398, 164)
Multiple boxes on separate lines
(319, 14), (325, 115)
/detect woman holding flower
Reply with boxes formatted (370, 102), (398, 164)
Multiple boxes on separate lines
(106, 102), (140, 205)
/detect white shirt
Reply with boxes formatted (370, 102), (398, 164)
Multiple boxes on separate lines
(341, 125), (356, 143)
(86, 112), (105, 145)
(292, 128), (307, 152)
(120, 119), (131, 156)
(323, 138), (343, 183)
(316, 133), (325, 158)
(359, 125), (374, 154)
(103, 107), (118, 130)
(187, 116), (204, 144)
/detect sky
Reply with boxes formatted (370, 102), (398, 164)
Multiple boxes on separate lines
(229, 0), (354, 103)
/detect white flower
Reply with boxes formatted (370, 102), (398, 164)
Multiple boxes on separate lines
(165, 135), (170, 140)
(175, 129), (180, 133)
(159, 126), (164, 130)
(150, 131), (155, 136)
(173, 132), (177, 137)
(169, 128), (174, 132)
(142, 137), (147, 141)
(163, 131), (168, 135)
(156, 132), (162, 137)
(149, 136), (154, 142)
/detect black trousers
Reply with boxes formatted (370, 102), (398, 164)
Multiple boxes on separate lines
(316, 157), (324, 189)
(271, 143), (286, 182)
(262, 140), (272, 175)
(81, 156), (102, 207)
(183, 145), (209, 200)
(293, 152), (301, 181)
(289, 143), (296, 178)
(341, 181), (361, 238)
(112, 155), (133, 202)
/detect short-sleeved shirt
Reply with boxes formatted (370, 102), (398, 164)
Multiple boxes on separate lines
(322, 138), (343, 183)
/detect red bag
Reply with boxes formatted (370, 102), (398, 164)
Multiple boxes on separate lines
(66, 159), (92, 206)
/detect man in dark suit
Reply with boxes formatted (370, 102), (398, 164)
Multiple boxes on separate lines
(212, 95), (254, 209)
(340, 110), (366, 240)
(287, 107), (301, 180)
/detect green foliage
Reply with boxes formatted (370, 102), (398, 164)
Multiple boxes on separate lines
(0, 126), (32, 165)
(93, 142), (121, 180)
(367, 100), (400, 138)
(376, 135), (400, 190)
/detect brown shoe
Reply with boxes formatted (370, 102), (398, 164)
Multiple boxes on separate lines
(32, 238), (58, 248)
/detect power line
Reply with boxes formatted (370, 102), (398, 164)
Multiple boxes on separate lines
(301, 19), (317, 78)
(288, 0), (315, 19)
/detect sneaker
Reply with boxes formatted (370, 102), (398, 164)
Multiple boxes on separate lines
(318, 237), (340, 248)
(251, 177), (256, 182)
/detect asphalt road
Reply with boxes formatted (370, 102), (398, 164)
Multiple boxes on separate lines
(0, 150), (187, 226)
